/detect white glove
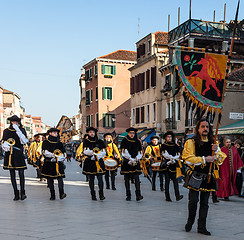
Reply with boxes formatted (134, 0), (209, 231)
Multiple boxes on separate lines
(83, 149), (94, 156)
(91, 155), (96, 160)
(135, 151), (143, 160)
(44, 150), (55, 158)
(172, 154), (180, 161)
(237, 169), (242, 173)
(57, 154), (66, 162)
(2, 141), (11, 152)
(128, 158), (136, 165)
(96, 149), (106, 159)
(167, 160), (175, 165)
(50, 158), (56, 162)
(122, 149), (132, 159)
(13, 124), (28, 145)
(163, 150), (171, 160)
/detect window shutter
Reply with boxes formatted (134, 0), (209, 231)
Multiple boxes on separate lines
(112, 114), (115, 127)
(109, 88), (112, 100)
(90, 89), (93, 102)
(103, 114), (106, 127)
(102, 88), (106, 99)
(112, 66), (116, 75)
(96, 86), (98, 100)
(102, 65), (105, 74)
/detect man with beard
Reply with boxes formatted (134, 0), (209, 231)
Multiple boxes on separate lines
(1, 115), (28, 200)
(161, 131), (183, 202)
(144, 135), (164, 191)
(41, 128), (67, 200)
(216, 138), (243, 200)
(81, 127), (106, 200)
(103, 133), (121, 190)
(120, 127), (143, 201)
(182, 119), (226, 235)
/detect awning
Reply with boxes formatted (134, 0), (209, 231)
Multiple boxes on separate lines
(118, 131), (127, 142)
(217, 119), (244, 135)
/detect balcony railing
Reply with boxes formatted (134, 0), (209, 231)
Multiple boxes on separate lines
(168, 19), (244, 45)
(164, 118), (177, 130)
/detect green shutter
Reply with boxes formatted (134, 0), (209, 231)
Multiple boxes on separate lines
(112, 114), (115, 127)
(102, 65), (105, 74)
(103, 114), (106, 127)
(108, 88), (112, 100)
(102, 87), (106, 99)
(112, 65), (116, 75)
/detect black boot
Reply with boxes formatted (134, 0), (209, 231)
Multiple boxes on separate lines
(185, 220), (194, 232)
(99, 191), (106, 200)
(126, 190), (131, 201)
(91, 191), (97, 201)
(13, 190), (20, 201)
(20, 190), (27, 200)
(135, 190), (143, 201)
(50, 190), (55, 200)
(176, 195), (183, 201)
(112, 184), (116, 190)
(165, 192), (172, 202)
(152, 183), (156, 191)
(59, 188), (67, 200)
(106, 183), (110, 190)
(197, 219), (211, 236)
(212, 194), (219, 203)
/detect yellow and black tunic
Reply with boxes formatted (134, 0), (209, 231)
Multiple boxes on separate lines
(161, 142), (180, 173)
(2, 127), (27, 170)
(41, 136), (65, 178)
(104, 141), (121, 165)
(82, 136), (106, 175)
(120, 136), (142, 175)
(182, 138), (226, 192)
(28, 141), (43, 168)
(144, 144), (162, 171)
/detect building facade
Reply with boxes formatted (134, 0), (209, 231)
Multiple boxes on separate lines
(0, 86), (4, 139)
(83, 50), (136, 138)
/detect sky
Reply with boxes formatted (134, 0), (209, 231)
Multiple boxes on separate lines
(0, 0), (242, 126)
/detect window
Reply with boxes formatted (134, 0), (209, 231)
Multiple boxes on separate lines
(26, 127), (30, 131)
(146, 70), (150, 89)
(176, 101), (181, 121)
(147, 40), (151, 53)
(130, 77), (135, 94)
(151, 66), (156, 87)
(170, 102), (173, 118)
(146, 104), (150, 123)
(103, 114), (115, 128)
(90, 114), (93, 127)
(153, 103), (156, 122)
(136, 108), (140, 124)
(86, 115), (90, 127)
(86, 90), (90, 105)
(96, 113), (99, 127)
(101, 65), (116, 75)
(90, 89), (93, 102)
(166, 102), (170, 118)
(85, 68), (93, 80)
(36, 124), (39, 128)
(140, 72), (145, 91)
(102, 87), (112, 100)
(89, 68), (93, 78)
(96, 86), (98, 100)
(137, 43), (146, 59)
(141, 106), (145, 123)
(132, 108), (135, 125)
(165, 74), (171, 88)
(95, 65), (98, 76)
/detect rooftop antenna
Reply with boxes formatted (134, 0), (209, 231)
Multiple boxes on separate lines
(189, 0), (192, 20)
(213, 10), (216, 22)
(168, 14), (170, 32)
(221, 0), (224, 21)
(224, 3), (226, 23)
(138, 17), (140, 38)
(178, 7), (180, 26)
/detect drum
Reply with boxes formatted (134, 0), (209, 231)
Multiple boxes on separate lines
(151, 161), (161, 171)
(104, 158), (118, 171)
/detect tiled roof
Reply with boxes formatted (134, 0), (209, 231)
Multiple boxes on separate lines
(228, 66), (244, 82)
(98, 50), (137, 61)
(3, 89), (13, 94)
(155, 31), (168, 45)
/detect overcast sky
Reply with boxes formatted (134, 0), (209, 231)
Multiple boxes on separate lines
(0, 0), (242, 126)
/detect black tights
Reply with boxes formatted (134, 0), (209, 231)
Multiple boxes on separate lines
(47, 177), (64, 195)
(88, 174), (103, 192)
(9, 169), (25, 192)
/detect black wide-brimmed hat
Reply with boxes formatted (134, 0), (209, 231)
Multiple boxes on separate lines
(150, 135), (159, 140)
(47, 128), (60, 134)
(126, 127), (137, 133)
(104, 133), (112, 138)
(86, 127), (98, 133)
(7, 115), (21, 122)
(163, 131), (175, 139)
(34, 133), (43, 138)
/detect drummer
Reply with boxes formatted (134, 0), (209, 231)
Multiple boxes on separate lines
(103, 133), (121, 190)
(144, 135), (164, 191)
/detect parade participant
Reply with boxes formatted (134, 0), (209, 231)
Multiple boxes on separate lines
(161, 131), (183, 202)
(182, 119), (226, 235)
(28, 133), (43, 179)
(103, 133), (121, 190)
(120, 127), (143, 201)
(216, 138), (243, 200)
(1, 115), (28, 200)
(81, 127), (106, 201)
(41, 128), (66, 200)
(144, 135), (164, 191)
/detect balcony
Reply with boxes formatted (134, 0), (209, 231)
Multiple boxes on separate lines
(164, 118), (177, 130)
(168, 19), (244, 45)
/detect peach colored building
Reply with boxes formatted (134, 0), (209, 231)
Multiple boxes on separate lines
(32, 116), (47, 136)
(83, 50), (136, 137)
(0, 86), (4, 139)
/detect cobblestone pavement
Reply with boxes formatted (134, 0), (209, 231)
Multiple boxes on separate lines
(0, 158), (243, 240)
